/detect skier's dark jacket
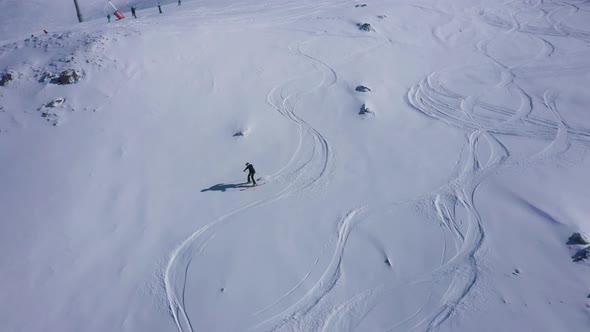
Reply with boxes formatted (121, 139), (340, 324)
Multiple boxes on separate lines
(244, 164), (255, 174)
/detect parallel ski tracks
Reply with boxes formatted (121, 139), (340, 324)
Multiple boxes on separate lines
(405, 0), (590, 330)
(164, 1), (590, 331)
(164, 32), (339, 332)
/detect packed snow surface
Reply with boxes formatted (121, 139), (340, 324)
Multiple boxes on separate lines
(1, 0), (590, 331)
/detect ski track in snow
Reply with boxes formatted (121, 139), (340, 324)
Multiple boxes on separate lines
(254, 1), (590, 330)
(164, 7), (342, 331)
(404, 0), (590, 330)
(164, 1), (590, 331)
(251, 208), (366, 332)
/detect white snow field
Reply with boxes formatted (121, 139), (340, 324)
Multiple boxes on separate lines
(1, 0), (590, 331)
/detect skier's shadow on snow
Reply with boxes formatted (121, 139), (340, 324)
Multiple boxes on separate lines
(201, 182), (250, 192)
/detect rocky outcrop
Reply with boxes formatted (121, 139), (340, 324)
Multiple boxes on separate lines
(38, 98), (66, 126)
(567, 232), (590, 245)
(51, 69), (82, 85)
(359, 103), (373, 115)
(357, 23), (372, 31)
(572, 247), (590, 262)
(44, 98), (66, 108)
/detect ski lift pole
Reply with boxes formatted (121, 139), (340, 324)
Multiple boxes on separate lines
(73, 0), (83, 22)
(108, 1), (126, 20)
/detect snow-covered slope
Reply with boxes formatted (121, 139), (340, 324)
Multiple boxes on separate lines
(1, 0), (590, 331)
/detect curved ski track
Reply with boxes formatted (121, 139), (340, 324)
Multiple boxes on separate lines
(405, 0), (590, 330)
(164, 33), (340, 332)
(163, 1), (590, 331)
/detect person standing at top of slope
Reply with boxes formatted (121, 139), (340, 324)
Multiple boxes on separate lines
(131, 6), (137, 18)
(157, 1), (163, 14)
(178, 0), (182, 5)
(243, 163), (256, 185)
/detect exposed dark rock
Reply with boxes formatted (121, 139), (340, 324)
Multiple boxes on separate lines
(568, 232), (590, 245)
(572, 247), (590, 262)
(355, 4), (367, 7)
(384, 258), (391, 267)
(377, 15), (387, 19)
(0, 72), (14, 86)
(44, 98), (65, 108)
(233, 128), (249, 137)
(359, 103), (373, 115)
(51, 69), (82, 85)
(355, 85), (371, 92)
(38, 98), (66, 126)
(40, 72), (56, 83)
(357, 23), (372, 31)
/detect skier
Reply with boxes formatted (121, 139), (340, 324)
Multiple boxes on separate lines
(131, 6), (137, 18)
(243, 163), (256, 185)
(107, 14), (111, 23)
(178, 0), (182, 5)
(157, 1), (162, 13)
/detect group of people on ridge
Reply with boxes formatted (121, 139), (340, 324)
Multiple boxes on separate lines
(108, 1), (183, 22)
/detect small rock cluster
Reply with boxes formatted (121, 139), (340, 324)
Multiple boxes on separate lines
(568, 232), (590, 245)
(51, 69), (82, 85)
(359, 103), (373, 115)
(0, 72), (14, 86)
(355, 85), (374, 116)
(572, 247), (590, 262)
(38, 97), (66, 126)
(233, 128), (249, 137)
(567, 232), (590, 263)
(355, 4), (367, 8)
(357, 23), (372, 32)
(355, 85), (371, 92)
(0, 30), (111, 129)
